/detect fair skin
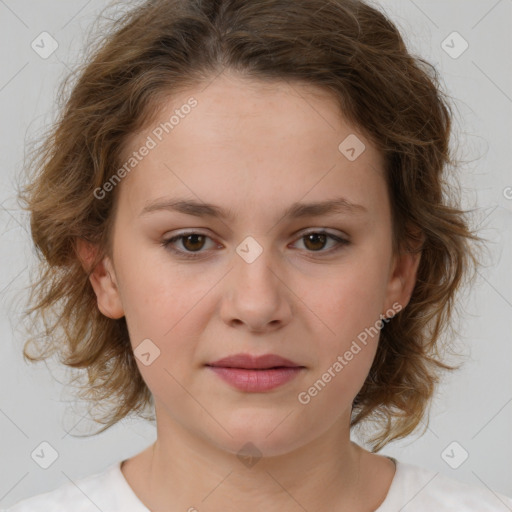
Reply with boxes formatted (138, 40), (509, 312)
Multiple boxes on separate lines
(78, 71), (421, 511)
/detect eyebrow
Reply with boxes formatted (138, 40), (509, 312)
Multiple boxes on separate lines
(139, 196), (368, 221)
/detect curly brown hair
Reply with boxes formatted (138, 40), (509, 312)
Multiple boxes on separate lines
(17, 0), (482, 451)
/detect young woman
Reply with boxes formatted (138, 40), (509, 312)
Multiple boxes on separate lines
(7, 0), (511, 510)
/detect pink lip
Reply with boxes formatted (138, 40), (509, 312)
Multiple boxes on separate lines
(206, 353), (305, 392)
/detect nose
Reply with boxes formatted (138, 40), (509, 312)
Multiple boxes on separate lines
(219, 243), (293, 333)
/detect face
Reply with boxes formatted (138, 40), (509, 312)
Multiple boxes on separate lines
(83, 71), (420, 457)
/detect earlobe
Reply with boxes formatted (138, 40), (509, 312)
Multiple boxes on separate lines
(75, 238), (125, 319)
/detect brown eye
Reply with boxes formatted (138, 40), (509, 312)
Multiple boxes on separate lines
(303, 233), (329, 251)
(162, 230), (349, 260)
(162, 232), (216, 259)
(181, 234), (207, 252)
(293, 230), (349, 254)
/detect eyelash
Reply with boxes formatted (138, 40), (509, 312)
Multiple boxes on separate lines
(161, 230), (350, 260)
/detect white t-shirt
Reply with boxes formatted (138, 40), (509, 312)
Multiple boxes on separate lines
(3, 458), (511, 511)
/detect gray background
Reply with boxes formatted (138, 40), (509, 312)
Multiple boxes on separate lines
(0, 0), (511, 508)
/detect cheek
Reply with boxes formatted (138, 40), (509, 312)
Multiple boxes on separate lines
(114, 269), (208, 394)
(298, 275), (384, 409)
(306, 262), (389, 342)
(115, 244), (201, 333)
(296, 327), (378, 423)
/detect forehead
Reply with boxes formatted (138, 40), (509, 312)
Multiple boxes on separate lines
(115, 71), (387, 222)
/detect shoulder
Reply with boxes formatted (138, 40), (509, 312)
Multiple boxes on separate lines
(378, 459), (512, 512)
(2, 461), (128, 512)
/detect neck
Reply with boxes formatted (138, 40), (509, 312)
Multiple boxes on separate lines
(125, 409), (388, 512)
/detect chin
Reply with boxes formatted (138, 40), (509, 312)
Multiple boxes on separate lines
(205, 409), (313, 459)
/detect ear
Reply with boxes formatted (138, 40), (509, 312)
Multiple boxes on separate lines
(75, 238), (125, 319)
(383, 234), (424, 316)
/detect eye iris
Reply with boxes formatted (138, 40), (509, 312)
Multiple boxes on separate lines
(177, 233), (333, 253)
(183, 234), (205, 251)
(304, 233), (327, 251)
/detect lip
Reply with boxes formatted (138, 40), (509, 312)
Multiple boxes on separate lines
(206, 353), (305, 392)
(208, 353), (302, 369)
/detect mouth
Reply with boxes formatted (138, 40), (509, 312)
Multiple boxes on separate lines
(207, 353), (303, 370)
(205, 353), (305, 392)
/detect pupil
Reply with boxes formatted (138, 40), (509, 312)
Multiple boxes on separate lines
(184, 234), (204, 251)
(181, 234), (327, 252)
(305, 233), (326, 251)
